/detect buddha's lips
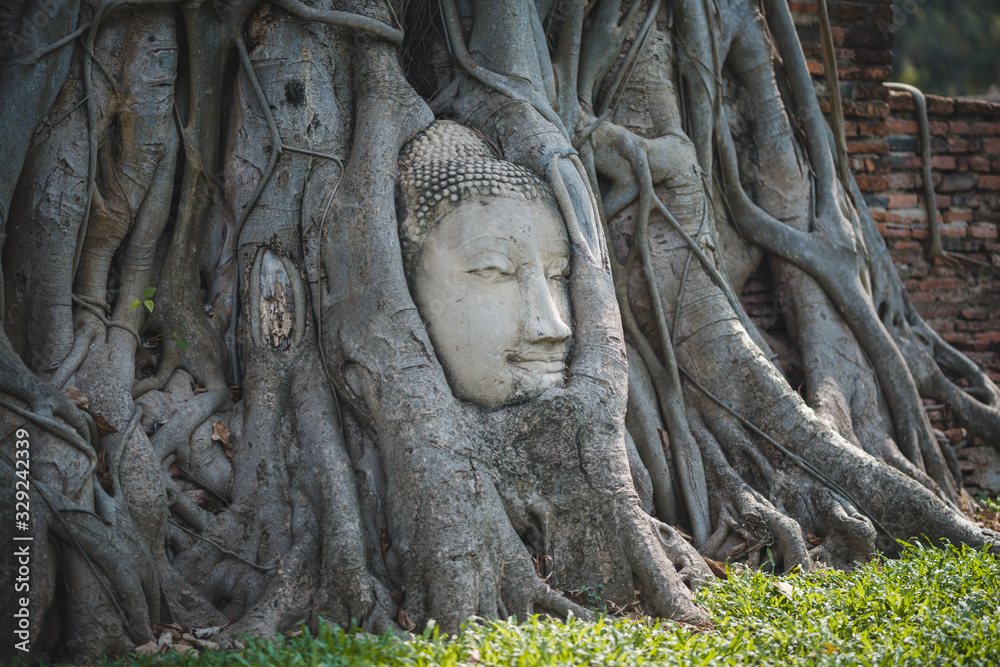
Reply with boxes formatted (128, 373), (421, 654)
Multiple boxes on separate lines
(507, 354), (566, 375)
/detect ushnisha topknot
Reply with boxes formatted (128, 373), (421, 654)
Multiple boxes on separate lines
(396, 120), (555, 272)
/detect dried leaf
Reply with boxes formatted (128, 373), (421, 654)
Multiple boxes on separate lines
(772, 580), (798, 599)
(703, 557), (729, 580)
(63, 386), (90, 410)
(211, 420), (230, 443)
(398, 608), (417, 632)
(193, 385), (209, 395)
(657, 427), (670, 452)
(200, 640), (220, 652)
(532, 552), (553, 581)
(468, 648), (481, 663)
(820, 641), (839, 654)
(173, 643), (194, 654)
(806, 532), (825, 546)
(136, 641), (161, 656)
(194, 625), (224, 639)
(93, 412), (118, 437)
(391, 588), (406, 605)
(212, 420), (235, 458)
(154, 623), (182, 640)
(157, 632), (173, 647)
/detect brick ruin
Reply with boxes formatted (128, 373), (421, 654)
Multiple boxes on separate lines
(740, 1), (1000, 494)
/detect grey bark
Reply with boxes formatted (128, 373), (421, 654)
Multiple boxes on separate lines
(1, 0), (998, 663)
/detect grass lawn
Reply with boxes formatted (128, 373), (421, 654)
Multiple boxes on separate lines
(85, 541), (1000, 667)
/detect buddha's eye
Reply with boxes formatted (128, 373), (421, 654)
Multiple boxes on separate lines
(466, 253), (515, 280)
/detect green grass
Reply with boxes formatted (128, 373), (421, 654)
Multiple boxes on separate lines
(90, 542), (999, 666)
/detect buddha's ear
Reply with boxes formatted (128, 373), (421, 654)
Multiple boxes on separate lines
(548, 153), (608, 270)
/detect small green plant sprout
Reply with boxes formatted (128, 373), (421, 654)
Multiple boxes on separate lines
(130, 286), (157, 314)
(129, 287), (189, 351)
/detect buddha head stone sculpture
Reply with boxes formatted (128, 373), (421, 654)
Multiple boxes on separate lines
(397, 121), (572, 408)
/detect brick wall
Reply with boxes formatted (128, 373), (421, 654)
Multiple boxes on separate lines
(740, 2), (1000, 493)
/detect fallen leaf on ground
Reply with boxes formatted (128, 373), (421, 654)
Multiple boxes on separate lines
(703, 557), (729, 579)
(63, 386), (90, 410)
(136, 642), (160, 656)
(211, 420), (235, 458)
(398, 608), (417, 631)
(772, 580), (798, 599)
(93, 412), (117, 436)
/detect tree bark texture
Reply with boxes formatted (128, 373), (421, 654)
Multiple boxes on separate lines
(0, 0), (997, 662)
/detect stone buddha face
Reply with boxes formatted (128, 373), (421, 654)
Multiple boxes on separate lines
(398, 121), (572, 408)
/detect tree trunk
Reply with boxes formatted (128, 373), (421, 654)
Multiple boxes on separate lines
(1, 1), (997, 663)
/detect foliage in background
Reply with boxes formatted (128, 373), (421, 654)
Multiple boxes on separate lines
(78, 542), (1000, 667)
(890, 0), (1000, 98)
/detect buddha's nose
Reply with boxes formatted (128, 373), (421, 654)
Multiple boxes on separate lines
(521, 267), (571, 344)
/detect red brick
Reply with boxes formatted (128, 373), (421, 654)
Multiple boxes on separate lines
(949, 121), (973, 134)
(855, 174), (889, 192)
(947, 138), (979, 153)
(918, 277), (969, 290)
(937, 173), (978, 193)
(943, 333), (973, 346)
(953, 98), (999, 115)
(887, 118), (918, 134)
(886, 172), (916, 190)
(828, 4), (869, 20)
(835, 47), (856, 61)
(969, 223), (999, 240)
(877, 224), (911, 238)
(926, 96), (955, 115)
(892, 206), (927, 222)
(840, 65), (892, 81)
(843, 26), (889, 50)
(887, 193), (919, 209)
(975, 332), (1000, 345)
(940, 222), (967, 238)
(807, 59), (823, 76)
(960, 308), (991, 320)
(984, 138), (1000, 154)
(856, 120), (890, 137)
(979, 175), (1000, 190)
(931, 156), (956, 170)
(889, 93), (915, 112)
(892, 240), (923, 252)
(965, 156), (991, 173)
(942, 209), (974, 223)
(977, 122), (1000, 136)
(928, 121), (950, 136)
(847, 140), (889, 155)
(855, 101), (890, 119)
(853, 48), (895, 66)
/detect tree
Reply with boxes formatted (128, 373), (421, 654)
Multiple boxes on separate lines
(890, 0), (1000, 98)
(1, 0), (997, 661)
